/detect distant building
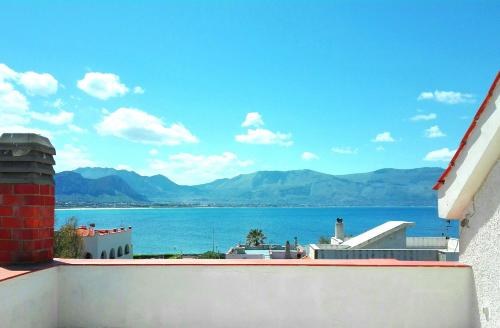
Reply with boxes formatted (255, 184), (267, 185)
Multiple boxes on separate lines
(435, 71), (500, 326)
(226, 239), (302, 259)
(76, 224), (133, 259)
(308, 219), (458, 261)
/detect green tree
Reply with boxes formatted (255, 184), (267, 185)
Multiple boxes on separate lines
(246, 229), (266, 246)
(54, 217), (84, 258)
(199, 251), (222, 259)
(318, 236), (330, 244)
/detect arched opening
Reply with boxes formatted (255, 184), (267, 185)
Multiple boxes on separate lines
(117, 246), (123, 257)
(84, 252), (93, 259)
(100, 251), (107, 259)
(109, 248), (115, 259)
(125, 244), (130, 255)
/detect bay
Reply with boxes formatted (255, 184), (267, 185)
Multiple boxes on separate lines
(55, 207), (458, 254)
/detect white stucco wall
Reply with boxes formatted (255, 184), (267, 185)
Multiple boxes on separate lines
(56, 264), (477, 328)
(358, 228), (407, 249)
(83, 229), (133, 259)
(0, 268), (58, 328)
(460, 159), (500, 327)
(437, 82), (500, 219)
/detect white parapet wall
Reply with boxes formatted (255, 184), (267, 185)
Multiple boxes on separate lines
(0, 268), (58, 328)
(0, 260), (480, 328)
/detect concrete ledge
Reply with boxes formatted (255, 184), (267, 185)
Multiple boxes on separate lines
(1, 258), (470, 283)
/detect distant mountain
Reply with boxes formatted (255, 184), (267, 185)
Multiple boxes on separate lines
(195, 168), (443, 206)
(55, 167), (443, 206)
(55, 171), (148, 203)
(74, 167), (202, 202)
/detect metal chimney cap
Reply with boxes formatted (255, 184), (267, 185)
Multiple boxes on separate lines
(336, 218), (343, 223)
(0, 133), (56, 155)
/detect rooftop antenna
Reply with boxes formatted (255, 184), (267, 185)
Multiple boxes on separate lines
(445, 219), (451, 239)
(212, 227), (215, 253)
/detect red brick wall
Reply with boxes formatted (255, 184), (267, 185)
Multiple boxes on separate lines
(0, 183), (54, 264)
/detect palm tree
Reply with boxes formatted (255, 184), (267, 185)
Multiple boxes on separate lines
(246, 229), (266, 246)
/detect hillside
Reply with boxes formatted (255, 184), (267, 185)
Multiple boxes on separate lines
(55, 171), (148, 203)
(55, 167), (443, 206)
(74, 167), (201, 202)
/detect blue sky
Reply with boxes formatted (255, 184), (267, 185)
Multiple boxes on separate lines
(0, 1), (499, 185)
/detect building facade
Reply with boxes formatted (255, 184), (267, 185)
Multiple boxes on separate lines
(308, 219), (458, 261)
(435, 71), (500, 327)
(77, 225), (133, 259)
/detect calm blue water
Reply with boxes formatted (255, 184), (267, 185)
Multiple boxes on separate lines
(55, 207), (458, 254)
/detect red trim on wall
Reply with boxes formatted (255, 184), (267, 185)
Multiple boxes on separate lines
(433, 71), (500, 190)
(0, 259), (470, 282)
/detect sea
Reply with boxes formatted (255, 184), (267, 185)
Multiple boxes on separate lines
(55, 207), (458, 254)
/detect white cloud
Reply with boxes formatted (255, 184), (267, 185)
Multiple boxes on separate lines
(95, 107), (199, 145)
(241, 112), (264, 127)
(410, 113), (437, 121)
(0, 63), (58, 98)
(301, 152), (319, 160)
(331, 147), (358, 155)
(372, 132), (395, 143)
(423, 148), (456, 162)
(149, 149), (159, 156)
(236, 128), (292, 146)
(133, 86), (145, 94)
(417, 90), (474, 104)
(77, 72), (129, 100)
(425, 125), (446, 138)
(18, 71), (58, 96)
(237, 112), (292, 146)
(55, 144), (96, 172)
(149, 152), (254, 185)
(0, 113), (29, 126)
(115, 164), (133, 171)
(0, 63), (17, 80)
(30, 110), (74, 125)
(0, 81), (29, 112)
(67, 124), (87, 133)
(51, 98), (64, 109)
(0, 125), (53, 139)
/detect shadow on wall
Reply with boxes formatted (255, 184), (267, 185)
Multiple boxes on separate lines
(459, 162), (500, 253)
(470, 270), (482, 326)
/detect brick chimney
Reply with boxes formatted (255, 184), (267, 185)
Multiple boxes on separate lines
(0, 133), (56, 265)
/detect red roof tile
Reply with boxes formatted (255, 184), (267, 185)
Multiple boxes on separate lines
(433, 71), (500, 190)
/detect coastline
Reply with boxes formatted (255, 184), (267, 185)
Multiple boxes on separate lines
(56, 205), (438, 211)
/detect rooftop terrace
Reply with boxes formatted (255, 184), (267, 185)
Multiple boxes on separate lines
(0, 259), (478, 328)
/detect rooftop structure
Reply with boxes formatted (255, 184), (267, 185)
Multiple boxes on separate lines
(309, 219), (458, 261)
(76, 225), (133, 259)
(341, 220), (414, 248)
(436, 70), (500, 326)
(226, 241), (301, 259)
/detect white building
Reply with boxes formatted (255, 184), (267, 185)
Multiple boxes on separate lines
(77, 224), (133, 259)
(309, 219), (458, 261)
(226, 241), (300, 259)
(435, 71), (500, 326)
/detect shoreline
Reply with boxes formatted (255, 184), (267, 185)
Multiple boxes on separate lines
(56, 205), (438, 211)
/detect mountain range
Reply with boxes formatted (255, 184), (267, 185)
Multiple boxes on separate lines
(55, 167), (443, 207)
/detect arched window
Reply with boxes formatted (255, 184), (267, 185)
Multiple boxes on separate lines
(125, 244), (130, 255)
(101, 251), (107, 259)
(85, 252), (93, 259)
(117, 246), (123, 257)
(109, 248), (115, 259)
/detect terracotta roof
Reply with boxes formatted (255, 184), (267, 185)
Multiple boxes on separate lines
(76, 225), (131, 237)
(433, 71), (500, 190)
